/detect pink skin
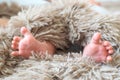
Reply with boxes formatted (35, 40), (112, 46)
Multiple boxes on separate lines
(11, 27), (114, 63)
(83, 33), (114, 63)
(11, 27), (55, 58)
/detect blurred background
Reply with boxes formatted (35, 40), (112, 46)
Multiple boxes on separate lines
(0, 0), (48, 6)
(0, 0), (120, 11)
(0, 0), (120, 14)
(0, 0), (120, 26)
(0, 0), (120, 6)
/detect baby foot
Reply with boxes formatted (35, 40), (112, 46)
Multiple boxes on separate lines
(83, 33), (114, 63)
(11, 27), (55, 58)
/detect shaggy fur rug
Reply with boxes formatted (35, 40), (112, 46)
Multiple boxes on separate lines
(0, 0), (120, 80)
(1, 53), (120, 80)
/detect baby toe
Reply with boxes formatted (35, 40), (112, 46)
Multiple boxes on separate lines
(11, 51), (19, 57)
(106, 55), (112, 62)
(105, 45), (114, 55)
(108, 50), (114, 55)
(11, 44), (18, 49)
(91, 32), (101, 44)
(103, 41), (114, 54)
(103, 41), (110, 47)
(106, 46), (112, 50)
(13, 36), (21, 42)
(11, 40), (19, 49)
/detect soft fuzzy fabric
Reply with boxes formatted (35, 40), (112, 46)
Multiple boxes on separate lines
(1, 53), (120, 80)
(0, 0), (120, 79)
(0, 2), (21, 18)
(8, 0), (120, 50)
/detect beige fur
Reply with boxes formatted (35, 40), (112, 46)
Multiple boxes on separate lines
(8, 0), (120, 50)
(0, 0), (120, 79)
(1, 53), (120, 80)
(0, 2), (21, 18)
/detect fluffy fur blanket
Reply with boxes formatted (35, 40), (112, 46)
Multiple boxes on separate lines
(0, 0), (120, 80)
(2, 53), (120, 80)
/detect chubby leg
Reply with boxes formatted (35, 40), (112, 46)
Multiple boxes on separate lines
(11, 27), (56, 58)
(83, 33), (114, 63)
